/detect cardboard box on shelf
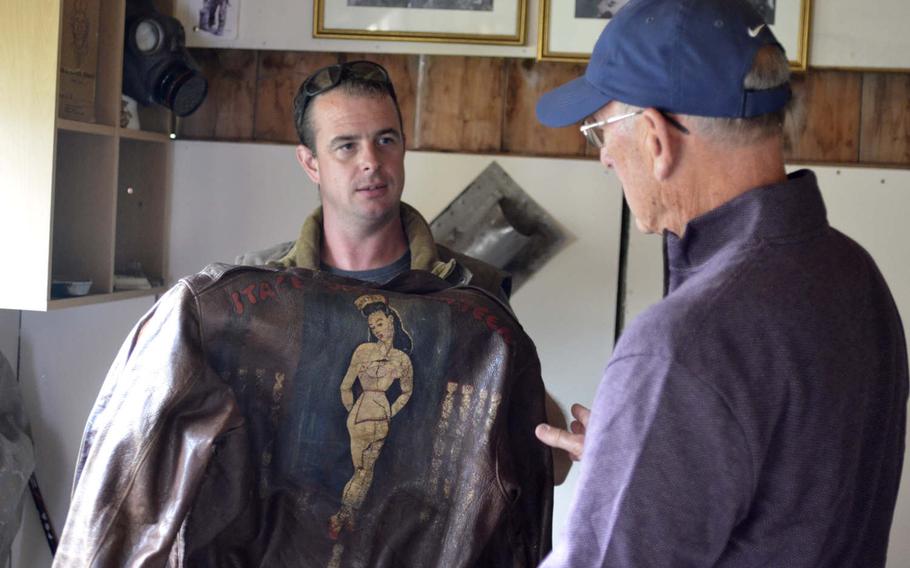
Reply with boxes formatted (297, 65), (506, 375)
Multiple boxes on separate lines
(58, 0), (101, 123)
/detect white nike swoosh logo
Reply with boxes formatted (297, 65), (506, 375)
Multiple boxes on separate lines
(748, 24), (766, 37)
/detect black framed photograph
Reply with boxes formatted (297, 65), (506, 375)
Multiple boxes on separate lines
(314, 0), (528, 45)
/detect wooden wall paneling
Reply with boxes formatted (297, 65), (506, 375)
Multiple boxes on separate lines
(175, 49), (910, 169)
(860, 73), (910, 165)
(180, 49), (257, 140)
(785, 70), (862, 164)
(782, 73), (809, 158)
(502, 60), (588, 157)
(414, 56), (505, 153)
(342, 53), (418, 147)
(255, 51), (340, 143)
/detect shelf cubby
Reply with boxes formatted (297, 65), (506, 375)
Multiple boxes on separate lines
(51, 130), (118, 298)
(115, 137), (170, 289)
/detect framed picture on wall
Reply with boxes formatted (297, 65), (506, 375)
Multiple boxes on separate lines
(313, 0), (528, 46)
(538, 0), (812, 71)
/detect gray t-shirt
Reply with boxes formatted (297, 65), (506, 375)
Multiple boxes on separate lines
(320, 250), (411, 284)
(543, 170), (908, 567)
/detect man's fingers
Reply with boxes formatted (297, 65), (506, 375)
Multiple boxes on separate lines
(570, 404), (591, 427)
(536, 404), (591, 461)
(535, 423), (559, 446)
(535, 424), (583, 460)
(570, 420), (586, 435)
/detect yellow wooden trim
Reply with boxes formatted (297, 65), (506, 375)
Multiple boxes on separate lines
(118, 127), (172, 143)
(57, 118), (116, 137)
(808, 65), (910, 74)
(536, 0), (591, 62)
(790, 0), (813, 72)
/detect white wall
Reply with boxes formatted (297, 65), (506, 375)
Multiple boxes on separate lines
(168, 141), (317, 280)
(810, 1), (910, 70)
(169, 140), (625, 543)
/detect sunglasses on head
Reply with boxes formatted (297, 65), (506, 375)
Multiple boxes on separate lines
(299, 60), (394, 107)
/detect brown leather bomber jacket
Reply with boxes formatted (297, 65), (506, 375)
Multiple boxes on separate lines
(55, 264), (553, 567)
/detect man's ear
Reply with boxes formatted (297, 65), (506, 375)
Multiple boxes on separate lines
(641, 108), (679, 181)
(296, 144), (320, 185)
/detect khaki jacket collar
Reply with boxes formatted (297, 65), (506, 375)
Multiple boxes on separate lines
(276, 202), (456, 280)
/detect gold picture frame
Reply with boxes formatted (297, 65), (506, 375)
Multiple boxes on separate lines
(313, 0), (528, 46)
(537, 0), (812, 71)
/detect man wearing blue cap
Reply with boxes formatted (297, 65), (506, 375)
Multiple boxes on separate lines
(534, 0), (909, 565)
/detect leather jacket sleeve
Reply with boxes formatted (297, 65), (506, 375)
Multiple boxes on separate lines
(489, 339), (553, 566)
(54, 283), (244, 567)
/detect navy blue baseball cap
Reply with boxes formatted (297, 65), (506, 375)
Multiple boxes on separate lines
(536, 0), (792, 127)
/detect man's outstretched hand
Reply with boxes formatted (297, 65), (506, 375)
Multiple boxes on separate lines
(535, 404), (590, 462)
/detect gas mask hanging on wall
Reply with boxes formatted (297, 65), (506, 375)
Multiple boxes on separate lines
(123, 0), (208, 117)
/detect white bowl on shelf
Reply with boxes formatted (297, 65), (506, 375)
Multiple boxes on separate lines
(51, 280), (92, 298)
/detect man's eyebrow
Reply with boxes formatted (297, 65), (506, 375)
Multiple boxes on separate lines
(328, 128), (400, 146)
(328, 134), (358, 146)
(375, 128), (401, 139)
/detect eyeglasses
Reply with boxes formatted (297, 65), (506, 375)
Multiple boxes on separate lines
(297, 60), (396, 111)
(580, 109), (690, 148)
